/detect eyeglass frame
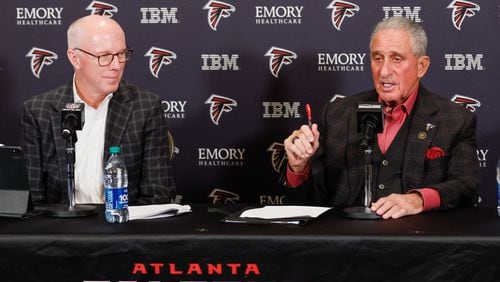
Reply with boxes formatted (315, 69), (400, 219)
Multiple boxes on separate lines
(73, 47), (133, 66)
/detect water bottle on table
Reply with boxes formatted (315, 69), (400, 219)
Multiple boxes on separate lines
(104, 146), (129, 223)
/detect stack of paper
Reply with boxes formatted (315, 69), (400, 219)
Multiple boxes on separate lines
(128, 204), (191, 220)
(222, 205), (332, 225)
(240, 205), (331, 219)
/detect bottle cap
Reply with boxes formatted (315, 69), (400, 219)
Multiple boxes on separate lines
(109, 146), (121, 154)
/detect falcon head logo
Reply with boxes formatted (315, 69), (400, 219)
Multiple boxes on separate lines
(209, 188), (240, 204)
(267, 142), (287, 173)
(86, 1), (118, 17)
(144, 47), (177, 78)
(327, 0), (360, 31)
(205, 94), (237, 125)
(447, 0), (480, 31)
(26, 47), (58, 79)
(265, 47), (297, 78)
(203, 0), (235, 31)
(451, 94), (481, 112)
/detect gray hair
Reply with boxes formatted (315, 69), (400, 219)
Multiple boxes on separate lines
(370, 16), (428, 57)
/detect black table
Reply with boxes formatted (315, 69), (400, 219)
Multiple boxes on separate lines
(1, 204), (500, 282)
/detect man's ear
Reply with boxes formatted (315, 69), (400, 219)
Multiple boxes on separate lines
(417, 55), (430, 78)
(67, 49), (80, 69)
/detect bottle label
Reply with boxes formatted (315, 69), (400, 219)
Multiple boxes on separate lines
(105, 187), (129, 210)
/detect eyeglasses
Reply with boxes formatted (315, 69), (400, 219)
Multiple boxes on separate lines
(73, 47), (133, 66)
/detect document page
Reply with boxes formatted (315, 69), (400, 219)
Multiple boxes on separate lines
(240, 205), (331, 219)
(128, 204), (191, 220)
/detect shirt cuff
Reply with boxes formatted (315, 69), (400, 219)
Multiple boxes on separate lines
(286, 164), (310, 188)
(409, 188), (441, 211)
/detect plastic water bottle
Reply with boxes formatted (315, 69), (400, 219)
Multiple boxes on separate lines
(104, 146), (129, 223)
(497, 159), (500, 217)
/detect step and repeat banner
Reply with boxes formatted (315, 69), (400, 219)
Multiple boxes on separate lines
(0, 1), (499, 206)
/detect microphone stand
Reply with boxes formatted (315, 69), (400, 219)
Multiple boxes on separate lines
(46, 129), (96, 217)
(341, 127), (381, 220)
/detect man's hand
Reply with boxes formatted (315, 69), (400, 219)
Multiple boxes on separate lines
(283, 124), (320, 174)
(370, 193), (424, 219)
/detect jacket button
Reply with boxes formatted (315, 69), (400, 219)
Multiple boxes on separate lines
(378, 184), (385, 190)
(382, 160), (389, 166)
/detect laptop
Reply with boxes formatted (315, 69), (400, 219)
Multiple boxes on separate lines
(0, 146), (34, 218)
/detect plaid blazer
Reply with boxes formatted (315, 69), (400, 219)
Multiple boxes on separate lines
(21, 81), (175, 205)
(286, 85), (479, 210)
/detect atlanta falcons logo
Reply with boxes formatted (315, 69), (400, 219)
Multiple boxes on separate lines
(265, 47), (297, 78)
(144, 47), (177, 78)
(209, 188), (240, 204)
(451, 94), (481, 112)
(86, 1), (118, 17)
(447, 0), (480, 31)
(203, 0), (235, 31)
(205, 94), (237, 125)
(327, 0), (360, 31)
(267, 142), (287, 173)
(26, 47), (58, 79)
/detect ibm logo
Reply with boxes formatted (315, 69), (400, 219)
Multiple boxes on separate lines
(140, 7), (179, 24)
(201, 54), (240, 71)
(262, 102), (301, 118)
(382, 6), (422, 22)
(445, 54), (484, 71)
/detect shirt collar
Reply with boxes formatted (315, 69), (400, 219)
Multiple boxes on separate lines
(72, 75), (113, 108)
(379, 85), (419, 116)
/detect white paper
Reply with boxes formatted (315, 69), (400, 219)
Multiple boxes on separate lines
(128, 204), (191, 220)
(239, 205), (331, 219)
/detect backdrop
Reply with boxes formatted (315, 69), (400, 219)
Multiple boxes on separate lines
(0, 0), (498, 206)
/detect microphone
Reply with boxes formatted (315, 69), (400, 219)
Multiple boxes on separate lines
(357, 102), (384, 150)
(61, 103), (84, 139)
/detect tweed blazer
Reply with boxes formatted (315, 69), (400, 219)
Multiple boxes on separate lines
(21, 81), (175, 205)
(286, 85), (479, 210)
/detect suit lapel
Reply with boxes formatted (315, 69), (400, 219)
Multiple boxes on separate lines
(402, 87), (439, 187)
(104, 83), (132, 160)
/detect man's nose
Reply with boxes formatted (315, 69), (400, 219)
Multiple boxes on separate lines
(379, 59), (393, 76)
(108, 54), (122, 69)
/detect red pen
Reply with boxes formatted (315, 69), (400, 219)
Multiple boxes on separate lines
(305, 103), (312, 128)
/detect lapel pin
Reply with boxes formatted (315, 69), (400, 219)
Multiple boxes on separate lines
(425, 123), (435, 131)
(418, 132), (427, 140)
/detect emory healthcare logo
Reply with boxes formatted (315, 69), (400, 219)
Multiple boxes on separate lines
(209, 188), (240, 204)
(86, 1), (118, 17)
(144, 47), (177, 78)
(26, 47), (57, 78)
(203, 0), (235, 31)
(265, 47), (297, 78)
(205, 94), (237, 125)
(267, 142), (287, 173)
(327, 0), (360, 31)
(451, 94), (481, 112)
(447, 0), (480, 30)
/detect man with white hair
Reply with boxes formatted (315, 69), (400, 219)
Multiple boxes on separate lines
(22, 15), (175, 205)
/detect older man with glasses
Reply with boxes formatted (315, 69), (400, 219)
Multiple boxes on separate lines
(21, 15), (175, 206)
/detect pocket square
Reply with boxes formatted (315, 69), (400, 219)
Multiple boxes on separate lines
(426, 147), (445, 160)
